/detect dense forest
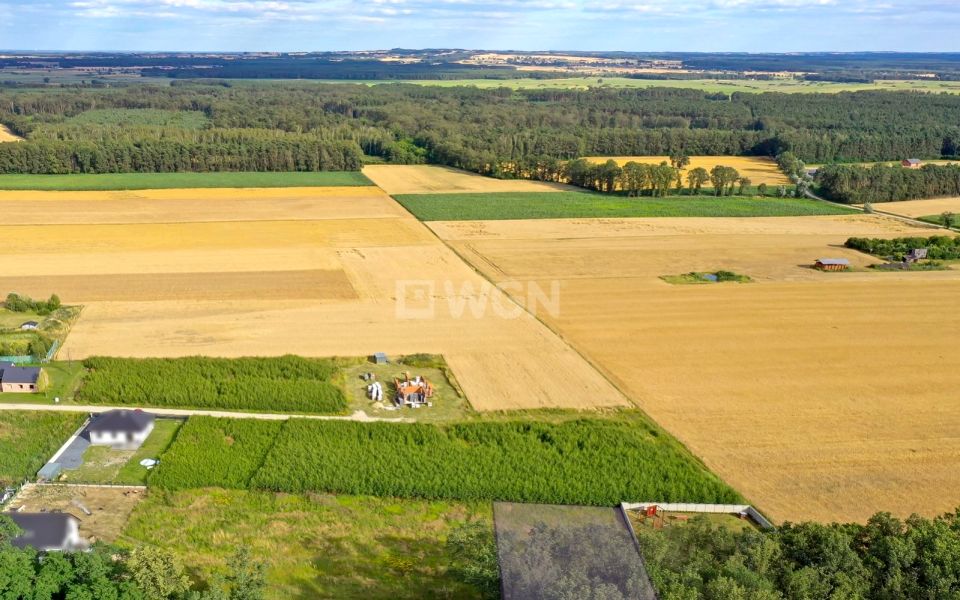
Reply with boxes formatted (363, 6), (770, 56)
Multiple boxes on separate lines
(816, 163), (960, 203)
(1, 83), (959, 174)
(637, 509), (960, 600)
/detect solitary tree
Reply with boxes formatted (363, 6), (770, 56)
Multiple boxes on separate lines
(757, 183), (769, 197)
(942, 211), (956, 229)
(737, 177), (752, 196)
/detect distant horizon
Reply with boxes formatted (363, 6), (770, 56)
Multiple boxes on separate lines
(3, 50), (960, 56)
(0, 1), (957, 53)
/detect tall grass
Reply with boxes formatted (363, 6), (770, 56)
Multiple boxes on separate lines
(153, 417), (741, 505)
(78, 356), (347, 414)
(0, 411), (84, 486)
(149, 416), (283, 489)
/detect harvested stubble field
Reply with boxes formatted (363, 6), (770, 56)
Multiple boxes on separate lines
(863, 197), (960, 218)
(586, 156), (791, 186)
(431, 214), (960, 523)
(2, 184), (625, 411)
(363, 164), (574, 195)
(0, 124), (23, 143)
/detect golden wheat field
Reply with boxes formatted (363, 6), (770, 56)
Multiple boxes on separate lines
(362, 164), (574, 194)
(431, 214), (960, 522)
(586, 155), (790, 185)
(0, 124), (23, 142)
(865, 197), (960, 218)
(0, 186), (626, 412)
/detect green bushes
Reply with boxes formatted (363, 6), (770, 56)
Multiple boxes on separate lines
(78, 356), (347, 414)
(0, 412), (84, 486)
(150, 417), (283, 489)
(153, 417), (741, 505)
(3, 293), (60, 315)
(845, 235), (960, 260)
(817, 163), (960, 203)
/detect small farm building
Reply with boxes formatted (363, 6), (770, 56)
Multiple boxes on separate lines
(0, 364), (42, 393)
(7, 513), (85, 552)
(19, 321), (39, 331)
(814, 258), (851, 272)
(902, 158), (922, 169)
(373, 352), (388, 364)
(86, 409), (155, 449)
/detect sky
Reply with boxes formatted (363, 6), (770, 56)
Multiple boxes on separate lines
(0, 0), (958, 53)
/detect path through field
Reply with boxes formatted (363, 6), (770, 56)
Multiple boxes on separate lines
(431, 214), (960, 522)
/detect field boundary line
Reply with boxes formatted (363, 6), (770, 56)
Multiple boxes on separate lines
(0, 404), (409, 422)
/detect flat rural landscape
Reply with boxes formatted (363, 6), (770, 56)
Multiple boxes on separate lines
(3, 32), (960, 600)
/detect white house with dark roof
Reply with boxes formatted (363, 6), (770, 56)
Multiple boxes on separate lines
(7, 512), (86, 552)
(86, 409), (155, 449)
(0, 364), (42, 393)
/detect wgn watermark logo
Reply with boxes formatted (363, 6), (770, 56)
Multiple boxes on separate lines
(395, 280), (561, 320)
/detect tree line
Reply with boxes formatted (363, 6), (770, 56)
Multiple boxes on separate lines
(638, 509), (960, 599)
(816, 163), (960, 203)
(0, 517), (267, 600)
(1, 83), (959, 174)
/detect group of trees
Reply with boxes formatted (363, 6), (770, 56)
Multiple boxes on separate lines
(0, 516), (267, 600)
(637, 509), (960, 599)
(563, 157), (760, 197)
(3, 292), (61, 315)
(2, 83), (960, 174)
(845, 235), (960, 260)
(816, 163), (960, 203)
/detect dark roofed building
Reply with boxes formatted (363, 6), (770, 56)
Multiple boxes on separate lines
(86, 409), (155, 449)
(0, 364), (42, 393)
(7, 513), (85, 552)
(814, 258), (851, 272)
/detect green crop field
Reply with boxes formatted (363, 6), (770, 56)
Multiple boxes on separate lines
(122, 488), (492, 600)
(149, 417), (284, 489)
(395, 191), (856, 221)
(78, 356), (348, 415)
(0, 411), (84, 486)
(153, 415), (741, 506)
(0, 171), (372, 191)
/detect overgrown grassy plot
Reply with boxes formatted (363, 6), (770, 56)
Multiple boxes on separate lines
(239, 419), (741, 505)
(64, 419), (182, 485)
(78, 356), (348, 414)
(149, 417), (283, 489)
(0, 411), (84, 486)
(395, 191), (856, 221)
(121, 488), (492, 600)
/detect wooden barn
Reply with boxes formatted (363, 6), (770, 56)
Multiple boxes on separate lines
(814, 258), (850, 272)
(902, 158), (923, 169)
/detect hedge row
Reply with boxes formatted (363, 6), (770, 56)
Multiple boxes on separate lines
(153, 417), (742, 506)
(78, 356), (346, 414)
(845, 235), (960, 261)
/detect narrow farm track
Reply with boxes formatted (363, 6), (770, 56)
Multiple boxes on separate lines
(0, 404), (408, 422)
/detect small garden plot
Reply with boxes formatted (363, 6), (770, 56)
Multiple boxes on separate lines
(63, 419), (181, 486)
(845, 235), (960, 261)
(342, 354), (470, 422)
(9, 484), (145, 544)
(78, 356), (348, 414)
(660, 271), (753, 285)
(0, 293), (80, 360)
(0, 411), (84, 487)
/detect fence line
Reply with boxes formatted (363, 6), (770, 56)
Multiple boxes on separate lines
(0, 340), (61, 365)
(621, 502), (776, 530)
